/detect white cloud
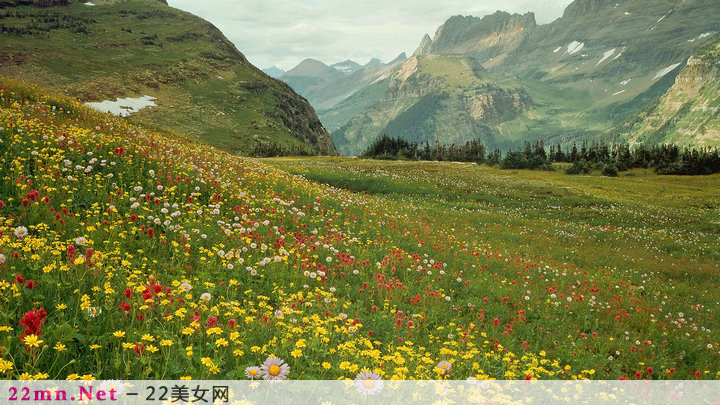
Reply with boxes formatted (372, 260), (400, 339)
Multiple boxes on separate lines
(167, 0), (573, 70)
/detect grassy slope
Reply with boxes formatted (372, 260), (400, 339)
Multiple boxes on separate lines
(0, 0), (335, 155)
(267, 157), (720, 271)
(2, 76), (720, 381)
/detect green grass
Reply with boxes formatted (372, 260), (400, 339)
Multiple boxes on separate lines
(2, 80), (720, 381)
(265, 157), (720, 272)
(0, 0), (331, 155)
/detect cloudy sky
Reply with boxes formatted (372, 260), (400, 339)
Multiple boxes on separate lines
(167, 0), (574, 71)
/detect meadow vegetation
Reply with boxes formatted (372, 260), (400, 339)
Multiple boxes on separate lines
(1, 79), (719, 381)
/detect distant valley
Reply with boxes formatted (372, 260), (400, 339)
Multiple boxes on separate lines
(273, 0), (720, 156)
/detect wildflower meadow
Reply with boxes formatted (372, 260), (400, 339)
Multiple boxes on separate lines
(0, 79), (719, 381)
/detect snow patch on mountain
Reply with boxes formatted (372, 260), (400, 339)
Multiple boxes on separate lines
(86, 96), (157, 117)
(596, 49), (616, 66)
(657, 9), (672, 23)
(652, 63), (682, 80)
(564, 41), (584, 55)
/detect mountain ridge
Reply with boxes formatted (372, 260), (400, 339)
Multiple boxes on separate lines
(325, 0), (720, 155)
(610, 38), (720, 147)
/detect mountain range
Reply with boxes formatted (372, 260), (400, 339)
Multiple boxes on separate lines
(277, 0), (720, 156)
(0, 0), (336, 155)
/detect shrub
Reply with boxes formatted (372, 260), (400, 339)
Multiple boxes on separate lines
(602, 163), (618, 177)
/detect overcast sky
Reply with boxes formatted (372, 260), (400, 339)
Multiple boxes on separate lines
(167, 0), (574, 71)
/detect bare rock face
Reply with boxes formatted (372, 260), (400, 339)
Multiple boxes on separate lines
(561, 0), (615, 19)
(413, 34), (433, 56)
(616, 39), (720, 147)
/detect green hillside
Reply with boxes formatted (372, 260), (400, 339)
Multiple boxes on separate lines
(0, 0), (337, 155)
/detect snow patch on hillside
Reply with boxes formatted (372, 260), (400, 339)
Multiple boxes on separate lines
(620, 79), (631, 86)
(564, 41), (584, 55)
(553, 46), (562, 53)
(86, 96), (157, 117)
(699, 32), (712, 39)
(657, 9), (672, 23)
(652, 63), (682, 80)
(613, 90), (626, 96)
(596, 49), (616, 66)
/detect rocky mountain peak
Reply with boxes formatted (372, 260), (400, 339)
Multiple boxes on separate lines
(562, 0), (617, 19)
(389, 52), (407, 65)
(417, 11), (536, 55)
(413, 34), (433, 56)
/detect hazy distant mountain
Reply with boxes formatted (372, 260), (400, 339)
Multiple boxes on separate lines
(280, 58), (346, 97)
(388, 52), (408, 65)
(364, 57), (384, 68)
(329, 0), (720, 155)
(262, 66), (285, 78)
(331, 60), (363, 75)
(278, 56), (406, 131)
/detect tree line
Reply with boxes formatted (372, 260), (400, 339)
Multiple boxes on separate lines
(360, 134), (720, 176)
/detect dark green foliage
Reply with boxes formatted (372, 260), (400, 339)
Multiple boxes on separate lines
(0, 9), (92, 36)
(361, 134), (487, 163)
(565, 160), (592, 175)
(553, 141), (720, 175)
(362, 133), (720, 176)
(602, 163), (618, 177)
(500, 141), (552, 171)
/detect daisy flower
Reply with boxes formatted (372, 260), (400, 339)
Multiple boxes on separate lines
(75, 236), (87, 246)
(87, 307), (102, 317)
(98, 380), (125, 396)
(179, 282), (192, 292)
(14, 226), (28, 239)
(245, 366), (260, 380)
(260, 356), (290, 380)
(200, 293), (211, 302)
(355, 370), (383, 396)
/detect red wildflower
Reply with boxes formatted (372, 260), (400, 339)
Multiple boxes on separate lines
(19, 308), (47, 338)
(119, 302), (132, 312)
(133, 342), (145, 356)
